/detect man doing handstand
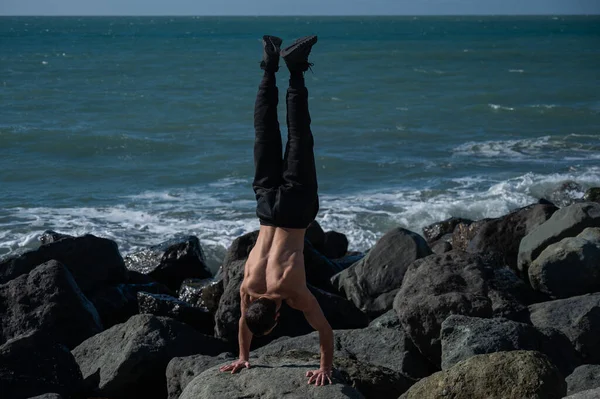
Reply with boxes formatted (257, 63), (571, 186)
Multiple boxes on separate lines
(219, 35), (333, 386)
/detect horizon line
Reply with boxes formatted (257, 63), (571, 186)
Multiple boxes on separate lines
(1, 13), (599, 17)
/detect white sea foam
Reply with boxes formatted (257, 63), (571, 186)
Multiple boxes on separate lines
(509, 69), (525, 73)
(488, 103), (515, 111)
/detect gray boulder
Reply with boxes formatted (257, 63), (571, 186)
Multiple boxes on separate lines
(0, 260), (103, 349)
(467, 203), (557, 271)
(368, 309), (401, 329)
(529, 293), (600, 363)
(166, 352), (234, 399)
(567, 364), (600, 396)
(38, 229), (72, 245)
(178, 277), (223, 313)
(332, 227), (432, 317)
(89, 282), (174, 328)
(0, 233), (127, 294)
(179, 350), (365, 399)
(125, 236), (212, 292)
(394, 251), (532, 367)
(0, 333), (83, 399)
(451, 219), (490, 251)
(430, 238), (453, 254)
(137, 292), (214, 334)
(71, 314), (229, 399)
(518, 202), (600, 277)
(255, 327), (434, 380)
(423, 217), (473, 243)
(584, 187), (600, 203)
(564, 387), (600, 399)
(400, 350), (566, 399)
(441, 315), (579, 374)
(529, 228), (600, 298)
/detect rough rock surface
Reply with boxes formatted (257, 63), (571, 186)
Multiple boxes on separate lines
(255, 327), (434, 379)
(518, 202), (600, 277)
(430, 239), (453, 254)
(137, 291), (214, 334)
(178, 277), (223, 313)
(394, 251), (532, 366)
(0, 333), (83, 399)
(423, 217), (473, 243)
(0, 233), (127, 294)
(71, 314), (229, 399)
(26, 394), (64, 399)
(179, 350), (367, 399)
(564, 387), (600, 399)
(466, 203), (557, 271)
(451, 219), (490, 251)
(124, 236), (212, 291)
(166, 352), (234, 399)
(529, 293), (600, 363)
(89, 282), (174, 328)
(332, 227), (432, 317)
(566, 364), (600, 396)
(583, 187), (600, 203)
(38, 229), (72, 245)
(0, 260), (103, 349)
(441, 315), (579, 374)
(528, 228), (600, 298)
(400, 351), (566, 399)
(368, 309), (401, 329)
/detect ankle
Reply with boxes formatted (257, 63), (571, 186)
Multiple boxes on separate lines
(289, 71), (305, 87)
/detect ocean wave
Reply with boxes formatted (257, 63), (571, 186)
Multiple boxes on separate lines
(488, 103), (515, 111)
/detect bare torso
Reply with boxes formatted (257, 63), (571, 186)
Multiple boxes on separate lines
(242, 225), (307, 304)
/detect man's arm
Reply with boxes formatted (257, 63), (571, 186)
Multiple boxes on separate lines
(219, 286), (253, 374)
(289, 288), (334, 385)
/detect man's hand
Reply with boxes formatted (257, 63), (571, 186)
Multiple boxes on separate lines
(306, 368), (332, 386)
(219, 359), (250, 374)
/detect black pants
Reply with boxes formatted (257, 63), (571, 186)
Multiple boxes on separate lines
(252, 71), (319, 229)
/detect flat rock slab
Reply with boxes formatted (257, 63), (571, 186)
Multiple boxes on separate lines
(0, 260), (103, 349)
(400, 350), (566, 399)
(180, 351), (366, 399)
(566, 364), (600, 396)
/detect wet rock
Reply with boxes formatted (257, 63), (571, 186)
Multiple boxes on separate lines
(518, 202), (600, 278)
(394, 251), (532, 367)
(583, 187), (600, 204)
(332, 227), (432, 317)
(451, 219), (489, 251)
(166, 352), (235, 399)
(178, 277), (223, 313)
(38, 230), (72, 245)
(89, 282), (174, 328)
(430, 238), (453, 254)
(466, 203), (557, 271)
(125, 236), (212, 292)
(72, 314), (229, 399)
(423, 217), (473, 243)
(564, 387), (600, 399)
(400, 351), (566, 399)
(137, 292), (214, 334)
(529, 293), (600, 363)
(551, 181), (585, 207)
(566, 364), (600, 396)
(529, 228), (600, 298)
(0, 333), (83, 399)
(322, 231), (348, 259)
(0, 233), (127, 295)
(0, 260), (103, 349)
(305, 220), (326, 252)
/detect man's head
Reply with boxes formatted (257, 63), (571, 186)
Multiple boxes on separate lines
(245, 297), (280, 336)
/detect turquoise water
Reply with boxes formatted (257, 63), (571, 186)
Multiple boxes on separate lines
(1, 16), (599, 268)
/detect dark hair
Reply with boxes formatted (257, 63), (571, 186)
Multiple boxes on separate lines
(245, 297), (277, 336)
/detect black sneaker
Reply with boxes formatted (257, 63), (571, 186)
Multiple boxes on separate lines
(281, 35), (318, 72)
(260, 35), (283, 72)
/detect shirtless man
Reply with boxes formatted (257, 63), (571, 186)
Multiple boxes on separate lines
(219, 35), (333, 386)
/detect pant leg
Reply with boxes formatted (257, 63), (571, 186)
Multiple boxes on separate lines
(278, 73), (319, 228)
(252, 72), (283, 225)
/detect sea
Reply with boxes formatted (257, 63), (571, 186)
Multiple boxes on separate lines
(1, 16), (599, 271)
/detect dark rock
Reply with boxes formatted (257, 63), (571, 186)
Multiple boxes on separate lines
(89, 282), (174, 328)
(137, 292), (214, 334)
(538, 198), (556, 206)
(566, 364), (600, 395)
(127, 270), (157, 284)
(332, 227), (432, 317)
(518, 202), (600, 278)
(423, 217), (473, 243)
(71, 314), (229, 399)
(584, 187), (600, 204)
(529, 228), (600, 298)
(26, 394), (64, 399)
(322, 231), (349, 259)
(255, 327), (434, 380)
(430, 238), (453, 254)
(466, 203), (558, 271)
(0, 234), (127, 294)
(166, 353), (235, 399)
(305, 220), (326, 252)
(0, 333), (83, 399)
(303, 239), (346, 292)
(451, 219), (489, 251)
(38, 230), (72, 245)
(393, 251), (532, 367)
(441, 315), (579, 375)
(529, 293), (600, 363)
(178, 277), (224, 313)
(399, 351), (566, 399)
(179, 350), (366, 399)
(125, 236), (212, 292)
(0, 260), (103, 349)
(564, 387), (600, 399)
(368, 309), (401, 329)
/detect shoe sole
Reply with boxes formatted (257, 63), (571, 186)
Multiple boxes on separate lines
(263, 35), (283, 48)
(280, 35), (318, 58)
